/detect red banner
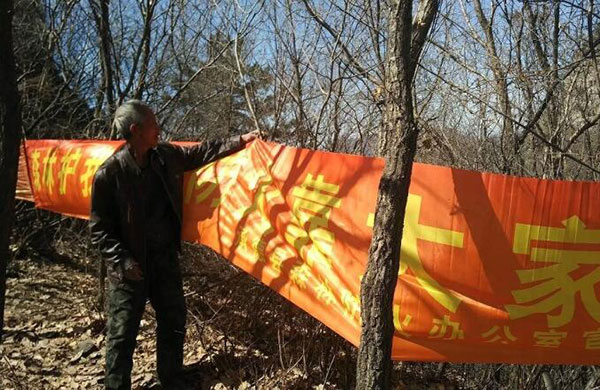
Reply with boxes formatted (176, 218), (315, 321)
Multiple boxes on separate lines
(16, 139), (600, 364)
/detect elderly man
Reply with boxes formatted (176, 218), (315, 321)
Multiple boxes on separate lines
(90, 100), (258, 390)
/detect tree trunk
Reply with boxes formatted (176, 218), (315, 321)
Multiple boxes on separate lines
(356, 1), (438, 389)
(91, 0), (115, 137)
(0, 0), (24, 341)
(90, 0), (115, 306)
(472, 0), (516, 174)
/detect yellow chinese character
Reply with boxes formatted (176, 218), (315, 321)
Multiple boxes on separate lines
(80, 146), (114, 198)
(184, 157), (241, 206)
(393, 305), (412, 337)
(429, 315), (464, 340)
(533, 329), (567, 348)
(42, 150), (58, 194)
(341, 290), (360, 321)
(481, 325), (517, 344)
(232, 173), (280, 219)
(269, 246), (292, 276)
(58, 148), (82, 195)
(30, 150), (42, 191)
(583, 328), (600, 350)
(251, 234), (270, 263)
(507, 216), (600, 328)
(219, 169), (280, 249)
(195, 181), (218, 205)
(285, 174), (342, 270)
(236, 228), (250, 252)
(315, 279), (335, 305)
(289, 263), (311, 289)
(80, 158), (104, 197)
(233, 226), (269, 265)
(367, 194), (464, 312)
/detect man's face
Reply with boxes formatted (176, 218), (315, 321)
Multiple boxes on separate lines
(134, 111), (160, 149)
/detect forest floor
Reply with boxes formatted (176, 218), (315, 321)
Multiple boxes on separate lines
(0, 238), (369, 390)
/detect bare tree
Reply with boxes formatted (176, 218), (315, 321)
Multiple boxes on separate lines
(90, 0), (115, 136)
(419, 1), (600, 179)
(356, 2), (439, 388)
(278, 0), (438, 388)
(0, 0), (24, 340)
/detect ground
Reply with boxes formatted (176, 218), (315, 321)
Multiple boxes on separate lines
(2, 258), (160, 389)
(0, 239), (361, 390)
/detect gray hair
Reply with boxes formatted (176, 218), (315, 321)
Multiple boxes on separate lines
(112, 100), (153, 140)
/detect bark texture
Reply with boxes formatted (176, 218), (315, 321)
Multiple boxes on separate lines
(90, 0), (115, 137)
(356, 1), (439, 388)
(0, 0), (24, 341)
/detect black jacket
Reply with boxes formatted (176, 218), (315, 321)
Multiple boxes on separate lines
(89, 136), (243, 269)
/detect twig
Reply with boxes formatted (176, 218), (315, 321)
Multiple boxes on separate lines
(1, 353), (26, 390)
(156, 39), (235, 115)
(233, 33), (262, 133)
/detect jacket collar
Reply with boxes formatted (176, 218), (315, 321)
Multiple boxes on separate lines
(117, 143), (164, 177)
(116, 144), (143, 176)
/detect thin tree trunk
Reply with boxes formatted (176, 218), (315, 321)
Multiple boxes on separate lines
(472, 0), (515, 174)
(0, 0), (24, 341)
(356, 1), (438, 389)
(90, 0), (114, 304)
(91, 0), (115, 137)
(132, 0), (157, 100)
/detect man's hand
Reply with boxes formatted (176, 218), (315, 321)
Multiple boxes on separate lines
(240, 130), (262, 145)
(122, 258), (143, 281)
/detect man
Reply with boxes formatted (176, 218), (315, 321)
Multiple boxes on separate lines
(90, 100), (258, 390)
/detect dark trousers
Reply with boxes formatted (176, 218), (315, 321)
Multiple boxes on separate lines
(104, 245), (186, 390)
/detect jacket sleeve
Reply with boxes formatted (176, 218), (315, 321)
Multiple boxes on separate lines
(89, 168), (134, 266)
(177, 135), (244, 171)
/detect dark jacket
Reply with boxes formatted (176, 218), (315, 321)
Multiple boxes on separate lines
(89, 136), (243, 269)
